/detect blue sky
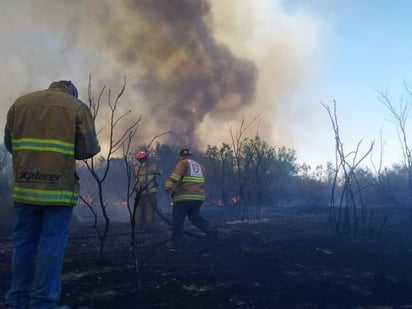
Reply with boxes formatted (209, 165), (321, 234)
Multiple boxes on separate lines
(314, 0), (412, 96)
(283, 0), (412, 168)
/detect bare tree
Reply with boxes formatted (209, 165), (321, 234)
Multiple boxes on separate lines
(323, 101), (380, 237)
(371, 130), (404, 210)
(379, 86), (412, 209)
(122, 130), (170, 293)
(81, 75), (140, 259)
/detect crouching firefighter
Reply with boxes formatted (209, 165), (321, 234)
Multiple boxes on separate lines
(133, 150), (161, 232)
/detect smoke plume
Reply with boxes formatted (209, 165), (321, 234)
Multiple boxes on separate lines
(0, 0), (324, 155)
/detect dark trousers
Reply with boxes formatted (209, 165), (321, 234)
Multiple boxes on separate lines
(171, 200), (211, 243)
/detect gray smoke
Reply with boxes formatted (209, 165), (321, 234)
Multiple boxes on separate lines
(0, 0), (323, 157)
(87, 0), (258, 147)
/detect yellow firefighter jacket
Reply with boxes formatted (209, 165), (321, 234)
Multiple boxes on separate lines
(165, 157), (205, 202)
(134, 161), (160, 195)
(4, 81), (100, 206)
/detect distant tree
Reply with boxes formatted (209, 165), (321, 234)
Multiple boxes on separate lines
(244, 137), (269, 216)
(228, 117), (259, 219)
(242, 137), (297, 217)
(293, 165), (330, 208)
(203, 143), (236, 207)
(369, 132), (401, 210)
(379, 85), (412, 209)
(270, 146), (298, 202)
(379, 164), (410, 207)
(204, 129), (298, 219)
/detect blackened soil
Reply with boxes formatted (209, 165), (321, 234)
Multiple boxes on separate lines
(2, 207), (412, 309)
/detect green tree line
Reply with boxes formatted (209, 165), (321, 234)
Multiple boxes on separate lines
(2, 139), (410, 217)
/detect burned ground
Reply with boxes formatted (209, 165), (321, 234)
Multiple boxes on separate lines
(1, 206), (412, 308)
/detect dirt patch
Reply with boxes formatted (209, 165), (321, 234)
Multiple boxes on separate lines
(2, 207), (412, 308)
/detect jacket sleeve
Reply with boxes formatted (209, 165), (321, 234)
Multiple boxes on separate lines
(134, 165), (143, 189)
(165, 160), (186, 190)
(75, 102), (101, 160)
(4, 105), (14, 153)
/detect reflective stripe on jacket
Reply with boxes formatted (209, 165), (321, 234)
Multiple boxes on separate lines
(165, 157), (205, 202)
(134, 162), (160, 195)
(4, 81), (100, 206)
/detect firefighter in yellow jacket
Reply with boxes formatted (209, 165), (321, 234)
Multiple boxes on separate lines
(134, 150), (160, 231)
(164, 148), (217, 248)
(4, 80), (100, 308)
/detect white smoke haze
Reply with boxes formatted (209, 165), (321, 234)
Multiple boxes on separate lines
(207, 0), (326, 147)
(0, 0), (328, 163)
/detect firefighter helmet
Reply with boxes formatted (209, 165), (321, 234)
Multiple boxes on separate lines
(179, 148), (192, 157)
(135, 151), (148, 160)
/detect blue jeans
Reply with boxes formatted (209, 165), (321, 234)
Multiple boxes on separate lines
(5, 203), (73, 309)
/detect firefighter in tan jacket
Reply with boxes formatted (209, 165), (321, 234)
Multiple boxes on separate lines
(4, 80), (100, 308)
(134, 151), (160, 231)
(164, 148), (217, 248)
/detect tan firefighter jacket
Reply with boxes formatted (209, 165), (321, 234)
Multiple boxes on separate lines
(134, 161), (160, 195)
(4, 81), (100, 206)
(165, 157), (205, 202)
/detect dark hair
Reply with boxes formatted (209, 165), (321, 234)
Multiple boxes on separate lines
(59, 80), (78, 98)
